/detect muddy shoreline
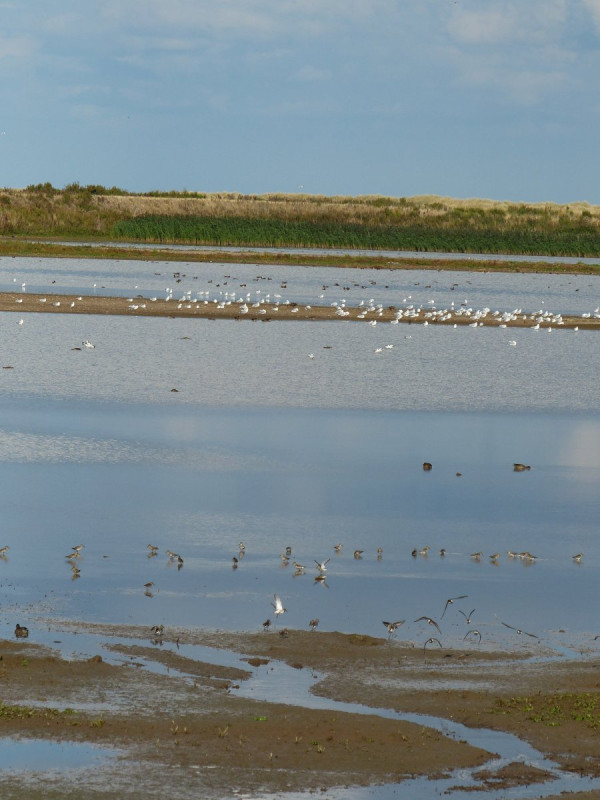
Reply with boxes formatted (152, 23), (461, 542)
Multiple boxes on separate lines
(1, 623), (599, 798)
(1, 291), (599, 329)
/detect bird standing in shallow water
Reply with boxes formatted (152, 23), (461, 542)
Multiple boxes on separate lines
(15, 624), (29, 638)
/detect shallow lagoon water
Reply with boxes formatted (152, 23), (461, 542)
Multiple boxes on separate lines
(0, 258), (599, 796)
(2, 254), (600, 317)
(0, 284), (598, 648)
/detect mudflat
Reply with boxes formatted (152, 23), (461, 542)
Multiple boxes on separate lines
(1, 291), (598, 328)
(0, 624), (599, 799)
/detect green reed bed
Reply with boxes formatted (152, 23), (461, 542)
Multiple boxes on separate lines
(111, 214), (600, 257)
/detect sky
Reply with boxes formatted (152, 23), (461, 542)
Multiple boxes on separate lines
(1, 0), (599, 204)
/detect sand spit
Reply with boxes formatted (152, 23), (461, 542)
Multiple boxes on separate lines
(1, 291), (598, 329)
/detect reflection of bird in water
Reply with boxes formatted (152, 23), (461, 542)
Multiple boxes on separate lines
(500, 620), (539, 639)
(414, 616), (442, 634)
(458, 608), (476, 624)
(423, 637), (442, 653)
(382, 620), (405, 638)
(464, 629), (482, 644)
(441, 595), (468, 619)
(314, 574), (329, 587)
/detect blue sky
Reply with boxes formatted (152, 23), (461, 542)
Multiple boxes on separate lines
(1, 0), (599, 203)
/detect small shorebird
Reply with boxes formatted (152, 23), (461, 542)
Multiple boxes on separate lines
(333, 543), (343, 553)
(423, 637), (442, 653)
(513, 463), (531, 472)
(500, 620), (539, 639)
(263, 619), (271, 632)
(441, 595), (468, 619)
(572, 553), (583, 563)
(82, 340), (95, 349)
(232, 556), (238, 569)
(0, 546), (9, 556)
(238, 541), (246, 553)
(418, 546), (430, 557)
(292, 561), (305, 573)
(422, 462), (432, 471)
(144, 581), (154, 589)
(439, 548), (446, 557)
(489, 553), (500, 563)
(285, 546), (292, 557)
(464, 629), (482, 644)
(314, 558), (330, 573)
(14, 624), (29, 638)
(272, 594), (287, 620)
(382, 620), (405, 639)
(458, 608), (476, 624)
(150, 624), (164, 636)
(414, 616), (442, 634)
(147, 544), (159, 554)
(309, 618), (319, 631)
(353, 549), (364, 559)
(470, 551), (482, 561)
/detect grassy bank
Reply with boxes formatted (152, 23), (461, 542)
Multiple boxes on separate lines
(0, 184), (599, 258)
(2, 238), (599, 275)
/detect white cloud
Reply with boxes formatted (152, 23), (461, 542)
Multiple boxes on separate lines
(99, 0), (392, 38)
(0, 34), (35, 60)
(293, 65), (331, 82)
(582, 0), (600, 30)
(447, 0), (568, 45)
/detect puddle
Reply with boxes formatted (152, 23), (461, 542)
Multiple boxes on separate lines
(0, 737), (117, 772)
